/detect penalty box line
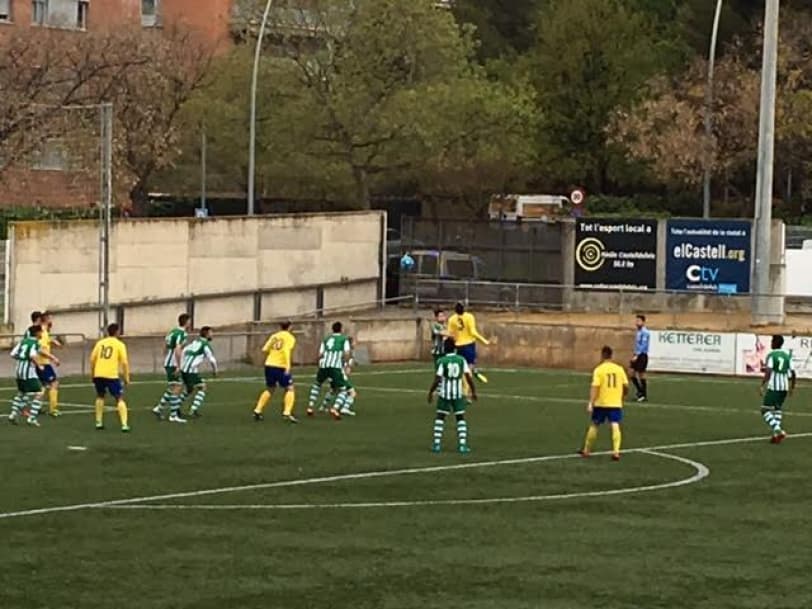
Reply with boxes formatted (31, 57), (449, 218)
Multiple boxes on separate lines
(1, 432), (810, 521)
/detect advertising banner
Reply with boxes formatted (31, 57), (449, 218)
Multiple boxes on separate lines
(735, 333), (812, 380)
(666, 220), (751, 293)
(648, 330), (737, 375)
(574, 219), (657, 290)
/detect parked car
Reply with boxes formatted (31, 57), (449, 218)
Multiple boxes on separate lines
(394, 249), (485, 301)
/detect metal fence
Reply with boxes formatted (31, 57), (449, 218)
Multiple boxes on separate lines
(400, 217), (563, 283)
(410, 279), (793, 328)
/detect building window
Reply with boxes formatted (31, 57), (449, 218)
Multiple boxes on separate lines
(141, 0), (157, 27)
(31, 0), (47, 24)
(32, 141), (69, 172)
(0, 0), (12, 23)
(77, 0), (88, 29)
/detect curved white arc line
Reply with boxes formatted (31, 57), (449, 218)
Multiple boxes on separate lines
(107, 450), (710, 511)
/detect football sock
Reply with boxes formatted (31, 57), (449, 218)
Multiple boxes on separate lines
(179, 389), (189, 403)
(762, 410), (776, 432)
(324, 391), (335, 408)
(456, 419), (468, 447)
(774, 411), (784, 432)
(28, 395), (42, 418)
(10, 394), (24, 416)
(631, 377), (641, 394)
(95, 398), (105, 426)
(611, 424), (622, 454)
(255, 390), (271, 415)
(333, 391), (347, 412)
(48, 388), (59, 413)
(283, 390), (295, 416)
(308, 383), (321, 408)
(192, 390), (206, 412)
(641, 380), (648, 398)
(159, 389), (172, 408)
(169, 394), (182, 416)
(340, 393), (355, 412)
(433, 417), (445, 446)
(583, 425), (599, 452)
(116, 400), (129, 427)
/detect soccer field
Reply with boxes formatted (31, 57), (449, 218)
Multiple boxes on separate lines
(2, 364), (812, 609)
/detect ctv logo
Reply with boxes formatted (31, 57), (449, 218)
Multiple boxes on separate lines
(686, 265), (718, 283)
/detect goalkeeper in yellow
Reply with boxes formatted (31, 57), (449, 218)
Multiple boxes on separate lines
(447, 302), (489, 383)
(253, 321), (298, 424)
(90, 323), (131, 432)
(580, 346), (629, 461)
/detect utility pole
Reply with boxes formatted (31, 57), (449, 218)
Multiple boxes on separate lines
(752, 0), (781, 324)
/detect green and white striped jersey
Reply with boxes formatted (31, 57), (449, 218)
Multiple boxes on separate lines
(436, 354), (470, 400)
(180, 338), (217, 374)
(319, 334), (350, 369)
(765, 349), (794, 391)
(11, 337), (40, 380)
(431, 322), (445, 356)
(164, 326), (188, 368)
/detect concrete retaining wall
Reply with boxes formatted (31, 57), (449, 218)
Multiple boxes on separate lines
(6, 212), (386, 336)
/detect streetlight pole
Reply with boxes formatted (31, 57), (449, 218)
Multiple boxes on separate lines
(703, 0), (724, 219)
(247, 0), (275, 217)
(752, 0), (781, 324)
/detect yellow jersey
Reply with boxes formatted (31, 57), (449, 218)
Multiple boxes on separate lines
(263, 330), (296, 370)
(91, 337), (130, 381)
(591, 361), (629, 408)
(37, 327), (52, 366)
(447, 312), (489, 347)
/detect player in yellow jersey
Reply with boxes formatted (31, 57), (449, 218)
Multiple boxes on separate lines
(253, 321), (298, 424)
(447, 302), (490, 384)
(580, 346), (629, 461)
(37, 311), (63, 417)
(90, 323), (131, 432)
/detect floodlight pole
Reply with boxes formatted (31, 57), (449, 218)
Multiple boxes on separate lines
(752, 0), (781, 324)
(99, 102), (113, 334)
(247, 0), (275, 216)
(703, 0), (724, 219)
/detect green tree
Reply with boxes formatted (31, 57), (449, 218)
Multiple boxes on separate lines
(184, 0), (538, 210)
(529, 0), (664, 192)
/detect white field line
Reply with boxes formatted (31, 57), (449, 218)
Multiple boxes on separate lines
(1, 432), (808, 521)
(358, 385), (812, 419)
(109, 449), (710, 511)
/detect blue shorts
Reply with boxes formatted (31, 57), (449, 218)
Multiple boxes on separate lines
(592, 407), (623, 425)
(37, 364), (57, 384)
(265, 366), (293, 389)
(93, 378), (124, 399)
(456, 343), (477, 366)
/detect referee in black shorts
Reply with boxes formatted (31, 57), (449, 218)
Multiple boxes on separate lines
(631, 314), (650, 402)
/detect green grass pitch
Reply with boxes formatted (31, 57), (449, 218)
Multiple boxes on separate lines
(2, 364), (812, 609)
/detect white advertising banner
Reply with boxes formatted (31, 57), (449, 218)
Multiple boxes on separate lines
(735, 333), (812, 379)
(649, 330), (737, 375)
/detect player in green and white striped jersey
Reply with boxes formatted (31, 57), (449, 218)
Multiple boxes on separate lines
(152, 313), (192, 423)
(307, 322), (355, 419)
(179, 327), (218, 418)
(8, 325), (46, 427)
(760, 335), (796, 444)
(427, 339), (477, 453)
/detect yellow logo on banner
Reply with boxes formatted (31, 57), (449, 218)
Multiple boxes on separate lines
(575, 237), (605, 272)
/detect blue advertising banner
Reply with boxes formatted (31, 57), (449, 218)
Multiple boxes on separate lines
(666, 220), (751, 293)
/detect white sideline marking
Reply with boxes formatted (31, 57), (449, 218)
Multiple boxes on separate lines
(1, 432), (808, 521)
(109, 449), (710, 511)
(0, 368), (424, 394)
(358, 385), (812, 419)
